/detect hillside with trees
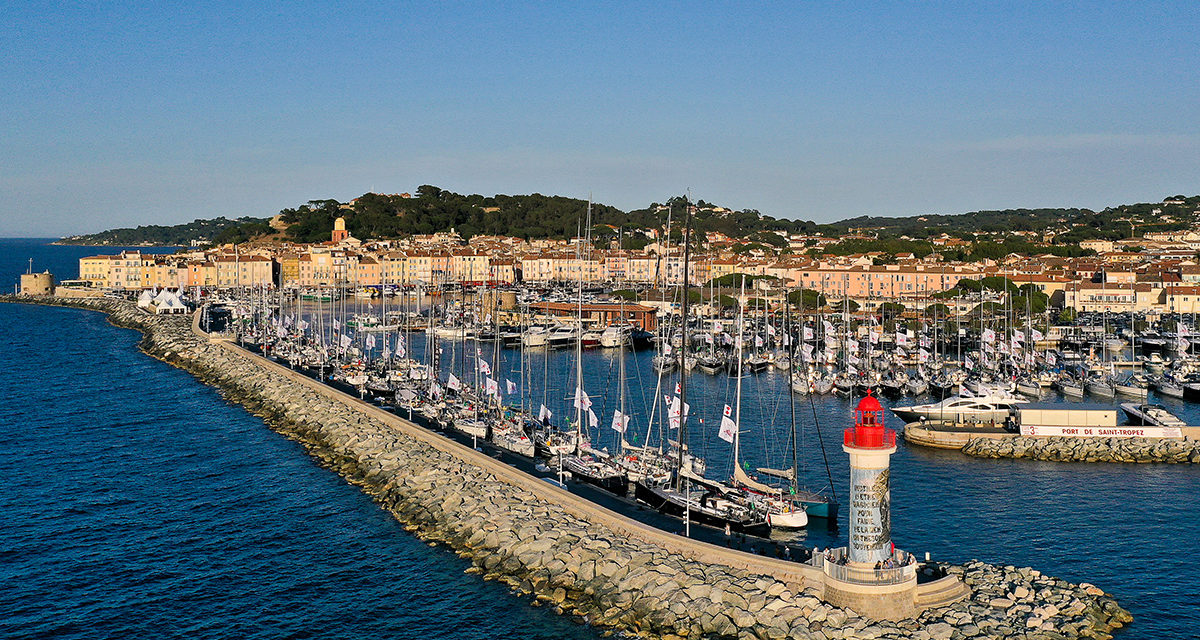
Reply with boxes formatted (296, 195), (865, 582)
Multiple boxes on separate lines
(828, 195), (1200, 243)
(58, 188), (1199, 250)
(58, 216), (270, 246)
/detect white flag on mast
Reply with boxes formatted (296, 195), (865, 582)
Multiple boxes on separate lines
(611, 410), (630, 433)
(718, 415), (737, 443)
(573, 387), (592, 410)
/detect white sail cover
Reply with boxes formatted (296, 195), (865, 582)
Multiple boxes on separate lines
(733, 465), (776, 494)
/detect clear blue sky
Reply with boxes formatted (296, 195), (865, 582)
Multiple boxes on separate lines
(2, 1), (1197, 236)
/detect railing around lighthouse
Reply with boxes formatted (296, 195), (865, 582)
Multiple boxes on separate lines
(815, 547), (916, 585)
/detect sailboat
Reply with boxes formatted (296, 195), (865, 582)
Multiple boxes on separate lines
(725, 280), (807, 530)
(632, 197), (769, 536)
(559, 199), (627, 494)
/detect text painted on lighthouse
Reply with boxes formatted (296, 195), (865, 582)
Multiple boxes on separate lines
(849, 466), (891, 563)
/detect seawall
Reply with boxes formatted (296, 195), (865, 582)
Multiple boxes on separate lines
(962, 435), (1200, 463)
(1, 295), (1135, 639)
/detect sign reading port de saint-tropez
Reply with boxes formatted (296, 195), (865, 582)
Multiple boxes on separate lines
(1021, 425), (1183, 438)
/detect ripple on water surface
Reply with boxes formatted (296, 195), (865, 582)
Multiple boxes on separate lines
(0, 304), (599, 640)
(3, 286), (1200, 638)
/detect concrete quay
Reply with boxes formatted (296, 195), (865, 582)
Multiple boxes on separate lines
(905, 421), (1200, 463)
(1, 295), (1136, 639)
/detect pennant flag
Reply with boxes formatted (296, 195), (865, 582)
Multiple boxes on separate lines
(382, 347), (391, 360)
(723, 403), (733, 417)
(339, 334), (353, 348)
(587, 408), (599, 428)
(485, 377), (499, 396)
(429, 382), (443, 399)
(965, 356), (975, 369)
(869, 330), (880, 344)
(365, 334), (377, 350)
(484, 313), (492, 325)
(505, 379), (517, 394)
(848, 354), (860, 365)
(801, 343), (814, 362)
(767, 324), (776, 336)
(982, 328), (996, 343)
(447, 373), (462, 391)
(538, 404), (552, 421)
(675, 382), (682, 395)
(718, 415), (738, 443)
(332, 319), (340, 330)
(297, 320), (309, 331)
(823, 320), (835, 335)
(803, 326), (813, 340)
(478, 358), (491, 375)
(1046, 351), (1057, 366)
(895, 331), (908, 346)
(1031, 329), (1044, 341)
(918, 348), (929, 363)
(754, 335), (764, 347)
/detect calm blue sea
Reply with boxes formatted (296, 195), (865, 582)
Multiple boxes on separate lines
(2, 239), (1197, 638)
(0, 241), (598, 640)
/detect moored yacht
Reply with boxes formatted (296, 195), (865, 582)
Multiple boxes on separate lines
(891, 391), (1027, 423)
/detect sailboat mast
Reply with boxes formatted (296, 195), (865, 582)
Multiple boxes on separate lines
(733, 276), (745, 468)
(676, 197), (693, 487)
(575, 200), (591, 451)
(786, 286), (798, 493)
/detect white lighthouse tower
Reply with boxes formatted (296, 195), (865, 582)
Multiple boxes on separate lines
(819, 390), (919, 620)
(845, 391), (896, 563)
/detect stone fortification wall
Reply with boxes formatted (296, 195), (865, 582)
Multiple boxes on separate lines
(0, 296), (1134, 639)
(963, 435), (1200, 463)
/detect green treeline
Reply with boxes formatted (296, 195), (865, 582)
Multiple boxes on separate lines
(60, 217), (269, 246)
(280, 188), (810, 244)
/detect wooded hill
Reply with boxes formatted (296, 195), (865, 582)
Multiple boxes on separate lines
(59, 187), (1199, 252)
(59, 216), (270, 246)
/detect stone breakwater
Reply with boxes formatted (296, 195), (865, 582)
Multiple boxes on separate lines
(963, 435), (1200, 463)
(1, 295), (1135, 639)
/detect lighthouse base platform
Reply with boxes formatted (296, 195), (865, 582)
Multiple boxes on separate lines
(816, 547), (970, 620)
(822, 572), (919, 621)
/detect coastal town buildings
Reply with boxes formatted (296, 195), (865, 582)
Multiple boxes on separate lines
(75, 215), (1200, 317)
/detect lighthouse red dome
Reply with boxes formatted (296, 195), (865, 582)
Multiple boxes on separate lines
(846, 390), (892, 448)
(854, 391), (883, 414)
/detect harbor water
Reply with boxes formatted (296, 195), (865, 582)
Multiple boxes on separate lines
(3, 239), (1199, 638)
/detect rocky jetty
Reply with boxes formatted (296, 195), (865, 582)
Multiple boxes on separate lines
(1, 295), (1135, 639)
(963, 435), (1200, 463)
